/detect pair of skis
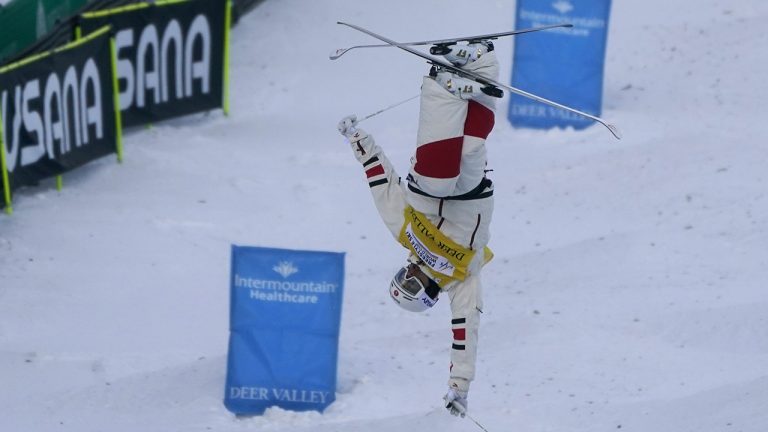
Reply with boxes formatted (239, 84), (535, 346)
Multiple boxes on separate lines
(330, 23), (573, 60)
(332, 22), (621, 140)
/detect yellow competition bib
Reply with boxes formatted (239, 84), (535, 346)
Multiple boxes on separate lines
(397, 206), (492, 284)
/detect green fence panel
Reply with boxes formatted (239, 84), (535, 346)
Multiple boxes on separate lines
(0, 0), (89, 63)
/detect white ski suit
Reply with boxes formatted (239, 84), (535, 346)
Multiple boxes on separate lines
(346, 52), (499, 394)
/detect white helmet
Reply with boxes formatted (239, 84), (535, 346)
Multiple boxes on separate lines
(388, 264), (440, 312)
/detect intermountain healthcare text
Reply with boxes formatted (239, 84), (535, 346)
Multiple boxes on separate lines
(234, 274), (338, 304)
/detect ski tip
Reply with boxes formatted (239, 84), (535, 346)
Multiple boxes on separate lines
(329, 48), (346, 60)
(563, 23), (574, 28)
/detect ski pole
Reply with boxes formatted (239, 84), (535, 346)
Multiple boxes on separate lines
(448, 400), (491, 432)
(357, 94), (419, 124)
(465, 412), (491, 432)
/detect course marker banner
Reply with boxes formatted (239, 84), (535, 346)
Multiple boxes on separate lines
(0, 26), (118, 210)
(225, 245), (345, 415)
(508, 0), (611, 131)
(79, 0), (227, 127)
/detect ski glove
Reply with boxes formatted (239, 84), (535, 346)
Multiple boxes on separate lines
(338, 115), (374, 163)
(337, 115), (359, 138)
(443, 387), (468, 417)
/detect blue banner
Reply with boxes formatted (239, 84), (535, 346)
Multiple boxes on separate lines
(508, 0), (611, 130)
(224, 245), (345, 415)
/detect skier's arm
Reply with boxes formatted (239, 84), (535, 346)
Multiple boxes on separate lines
(339, 118), (406, 240)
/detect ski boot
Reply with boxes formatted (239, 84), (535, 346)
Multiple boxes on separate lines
(430, 40), (494, 67)
(429, 65), (502, 99)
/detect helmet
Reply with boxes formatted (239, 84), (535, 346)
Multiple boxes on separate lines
(389, 264), (440, 312)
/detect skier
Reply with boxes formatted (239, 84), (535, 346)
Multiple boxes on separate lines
(337, 41), (499, 417)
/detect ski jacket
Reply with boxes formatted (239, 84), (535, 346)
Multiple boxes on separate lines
(346, 128), (491, 394)
(408, 51), (499, 199)
(346, 128), (493, 283)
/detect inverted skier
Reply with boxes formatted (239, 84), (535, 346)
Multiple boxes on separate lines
(337, 41), (500, 417)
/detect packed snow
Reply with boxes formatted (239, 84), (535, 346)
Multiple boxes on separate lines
(1, 0), (767, 431)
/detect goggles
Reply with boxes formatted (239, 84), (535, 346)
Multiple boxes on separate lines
(389, 265), (439, 313)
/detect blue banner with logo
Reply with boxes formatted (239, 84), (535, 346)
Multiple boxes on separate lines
(508, 0), (611, 130)
(224, 245), (345, 415)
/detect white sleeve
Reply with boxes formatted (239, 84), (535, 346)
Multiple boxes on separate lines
(346, 130), (407, 240)
(446, 272), (483, 394)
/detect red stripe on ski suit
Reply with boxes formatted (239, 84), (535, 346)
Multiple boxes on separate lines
(452, 328), (466, 341)
(414, 101), (494, 180)
(414, 136), (463, 179)
(464, 100), (495, 139)
(365, 165), (385, 178)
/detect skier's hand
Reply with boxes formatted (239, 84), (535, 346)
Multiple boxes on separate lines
(337, 115), (358, 138)
(443, 387), (468, 417)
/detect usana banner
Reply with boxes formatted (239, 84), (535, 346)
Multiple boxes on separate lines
(0, 26), (120, 212)
(225, 245), (345, 415)
(508, 0), (612, 131)
(78, 0), (230, 128)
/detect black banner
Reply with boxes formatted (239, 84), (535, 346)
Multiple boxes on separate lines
(0, 27), (118, 208)
(79, 0), (227, 127)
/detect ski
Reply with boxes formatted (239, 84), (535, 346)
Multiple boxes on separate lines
(336, 22), (622, 140)
(329, 23), (572, 60)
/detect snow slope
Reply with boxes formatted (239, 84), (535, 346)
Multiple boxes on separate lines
(2, 0), (768, 431)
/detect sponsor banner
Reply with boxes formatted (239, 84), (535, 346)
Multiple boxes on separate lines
(0, 26), (118, 209)
(225, 245), (345, 415)
(405, 222), (456, 277)
(508, 0), (611, 130)
(396, 206), (484, 285)
(79, 0), (227, 127)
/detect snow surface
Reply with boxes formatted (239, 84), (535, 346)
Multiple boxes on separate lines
(2, 0), (768, 431)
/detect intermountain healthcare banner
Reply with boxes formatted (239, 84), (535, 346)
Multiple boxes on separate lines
(0, 26), (119, 211)
(225, 246), (345, 415)
(78, 0), (229, 127)
(508, 0), (611, 130)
